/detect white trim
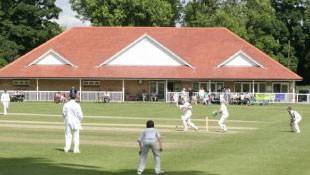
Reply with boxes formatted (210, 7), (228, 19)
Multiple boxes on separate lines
(292, 81), (296, 103)
(36, 79), (39, 101)
(122, 80), (125, 102)
(208, 80), (211, 93)
(79, 79), (82, 101)
(97, 34), (193, 68)
(165, 80), (168, 102)
(27, 49), (76, 67)
(217, 50), (264, 68)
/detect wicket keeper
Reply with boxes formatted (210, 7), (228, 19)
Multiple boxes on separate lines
(287, 106), (302, 133)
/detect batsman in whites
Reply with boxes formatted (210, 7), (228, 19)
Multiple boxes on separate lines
(179, 100), (198, 131)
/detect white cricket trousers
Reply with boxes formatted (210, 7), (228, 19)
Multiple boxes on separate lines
(2, 102), (9, 115)
(182, 115), (198, 131)
(64, 126), (80, 152)
(138, 140), (161, 174)
(291, 119), (301, 133)
(218, 114), (229, 131)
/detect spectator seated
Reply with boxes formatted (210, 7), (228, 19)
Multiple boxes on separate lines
(11, 94), (25, 102)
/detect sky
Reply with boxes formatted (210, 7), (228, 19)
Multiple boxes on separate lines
(54, 0), (90, 28)
(54, 0), (190, 28)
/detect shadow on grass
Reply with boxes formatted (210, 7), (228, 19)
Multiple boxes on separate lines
(0, 157), (217, 175)
(279, 130), (294, 133)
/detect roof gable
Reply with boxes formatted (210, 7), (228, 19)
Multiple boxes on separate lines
(28, 49), (75, 66)
(98, 34), (193, 67)
(217, 50), (264, 68)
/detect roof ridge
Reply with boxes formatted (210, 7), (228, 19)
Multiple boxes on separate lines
(0, 28), (73, 72)
(222, 28), (302, 79)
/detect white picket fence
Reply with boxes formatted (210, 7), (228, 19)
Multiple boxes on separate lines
(2, 90), (123, 102)
(167, 92), (310, 104)
(0, 90), (309, 103)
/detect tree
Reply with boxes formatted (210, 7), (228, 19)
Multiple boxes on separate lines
(184, 0), (248, 39)
(272, 0), (310, 83)
(0, 0), (62, 65)
(184, 0), (310, 78)
(245, 0), (295, 69)
(70, 0), (181, 26)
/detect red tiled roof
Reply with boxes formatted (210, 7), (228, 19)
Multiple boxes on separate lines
(0, 27), (302, 80)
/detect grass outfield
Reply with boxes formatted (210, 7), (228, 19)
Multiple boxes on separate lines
(0, 102), (309, 175)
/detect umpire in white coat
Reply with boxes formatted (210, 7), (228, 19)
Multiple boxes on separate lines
(1, 90), (10, 115)
(62, 93), (83, 153)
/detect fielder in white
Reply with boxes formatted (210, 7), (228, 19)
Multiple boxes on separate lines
(287, 106), (302, 133)
(218, 100), (229, 132)
(179, 101), (198, 131)
(137, 120), (164, 175)
(62, 94), (83, 153)
(173, 92), (179, 107)
(1, 90), (10, 115)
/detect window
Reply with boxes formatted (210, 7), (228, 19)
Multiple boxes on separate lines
(242, 83), (251, 92)
(254, 82), (266, 93)
(210, 82), (224, 92)
(273, 83), (289, 93)
(259, 83), (266, 92)
(167, 81), (181, 92)
(149, 81), (166, 100)
(200, 82), (208, 91)
(12, 80), (30, 86)
(235, 83), (241, 92)
(174, 82), (182, 91)
(254, 84), (258, 92)
(192, 82), (209, 92)
(150, 82), (157, 93)
(217, 82), (224, 91)
(273, 84), (281, 93)
(282, 84), (288, 92)
(235, 82), (267, 93)
(234, 82), (251, 92)
(83, 80), (100, 87)
(192, 82), (199, 91)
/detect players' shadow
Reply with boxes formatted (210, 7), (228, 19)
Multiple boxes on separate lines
(279, 130), (294, 133)
(55, 148), (65, 152)
(117, 169), (218, 175)
(0, 157), (217, 175)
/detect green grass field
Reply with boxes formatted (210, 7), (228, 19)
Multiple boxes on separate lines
(0, 102), (309, 175)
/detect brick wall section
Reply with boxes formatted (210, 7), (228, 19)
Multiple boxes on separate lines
(100, 80), (122, 91)
(0, 79), (36, 90)
(124, 80), (149, 100)
(38, 79), (79, 91)
(180, 81), (193, 90)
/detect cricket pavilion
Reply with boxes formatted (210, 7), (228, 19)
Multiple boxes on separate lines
(0, 27), (302, 103)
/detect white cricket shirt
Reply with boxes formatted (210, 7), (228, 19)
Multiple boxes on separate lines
(138, 128), (160, 142)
